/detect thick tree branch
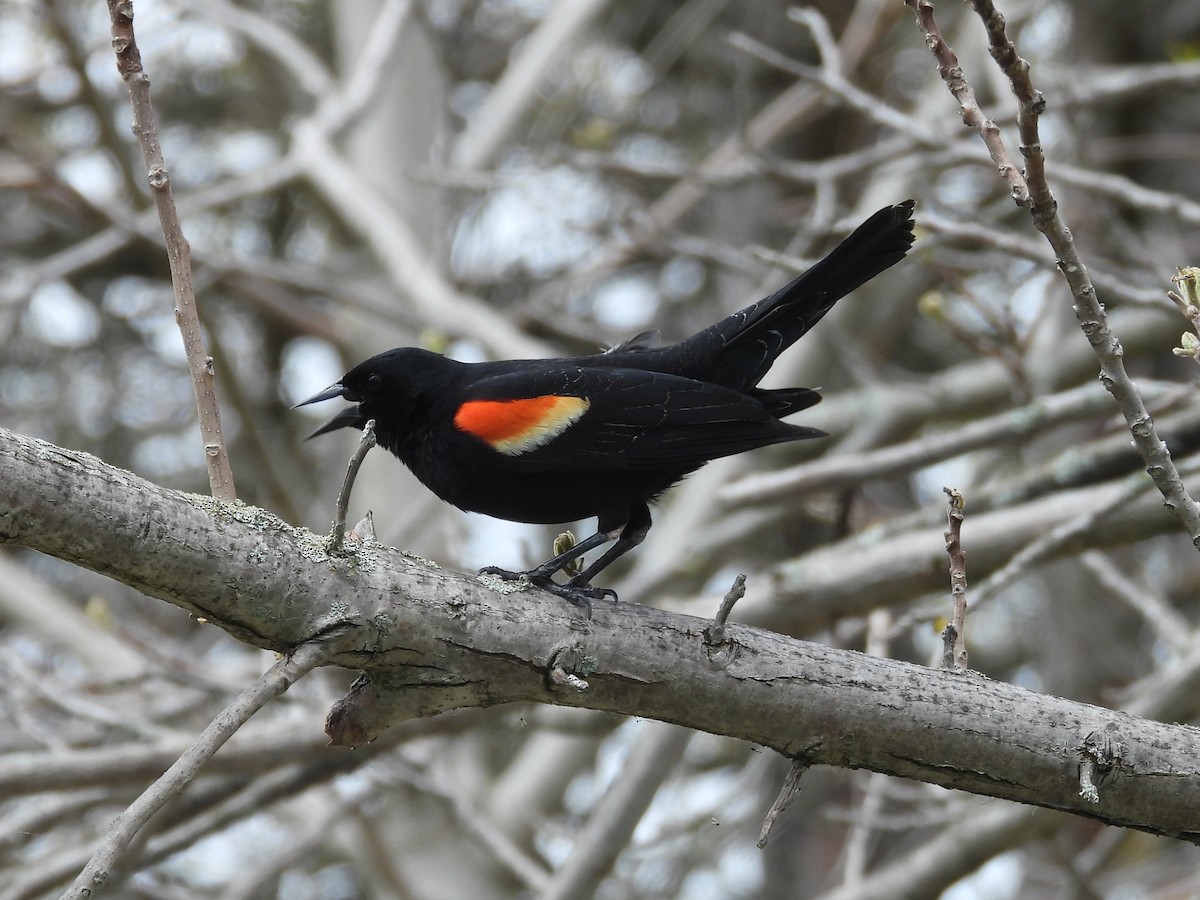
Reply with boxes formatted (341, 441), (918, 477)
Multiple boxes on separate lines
(2, 428), (1200, 841)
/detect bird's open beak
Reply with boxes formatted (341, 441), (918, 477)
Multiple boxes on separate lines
(293, 383), (351, 408)
(293, 384), (368, 438)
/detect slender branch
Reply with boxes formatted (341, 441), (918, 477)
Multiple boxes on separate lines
(44, 0), (146, 204)
(903, 1), (1030, 205)
(105, 0), (236, 502)
(904, 0), (1200, 546)
(893, 457), (1200, 653)
(60, 641), (334, 900)
(722, 381), (1146, 506)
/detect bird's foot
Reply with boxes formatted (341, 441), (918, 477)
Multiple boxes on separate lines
(478, 566), (617, 613)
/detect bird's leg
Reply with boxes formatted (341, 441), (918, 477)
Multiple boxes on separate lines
(478, 506), (653, 609)
(564, 503), (652, 599)
(479, 527), (620, 607)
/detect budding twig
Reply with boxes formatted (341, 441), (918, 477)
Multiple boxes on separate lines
(1169, 267), (1200, 365)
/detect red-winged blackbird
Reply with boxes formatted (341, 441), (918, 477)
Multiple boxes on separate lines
(298, 201), (916, 606)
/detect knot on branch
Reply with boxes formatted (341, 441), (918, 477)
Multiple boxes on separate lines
(1077, 728), (1126, 803)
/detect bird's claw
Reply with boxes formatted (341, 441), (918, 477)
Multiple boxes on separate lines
(477, 566), (618, 613)
(565, 579), (618, 603)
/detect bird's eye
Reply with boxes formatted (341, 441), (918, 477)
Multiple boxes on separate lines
(366, 373), (382, 392)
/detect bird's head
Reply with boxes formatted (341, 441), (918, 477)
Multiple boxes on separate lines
(294, 347), (454, 444)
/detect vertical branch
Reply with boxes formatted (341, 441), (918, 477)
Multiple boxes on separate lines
(904, 0), (1200, 548)
(942, 487), (969, 670)
(327, 420), (377, 554)
(106, 0), (236, 502)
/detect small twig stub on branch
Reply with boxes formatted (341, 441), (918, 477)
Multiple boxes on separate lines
(1078, 728), (1126, 804)
(705, 573), (747, 645)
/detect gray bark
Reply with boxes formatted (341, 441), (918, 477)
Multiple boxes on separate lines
(2, 427), (1198, 842)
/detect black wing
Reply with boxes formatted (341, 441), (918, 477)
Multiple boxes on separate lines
(458, 366), (825, 472)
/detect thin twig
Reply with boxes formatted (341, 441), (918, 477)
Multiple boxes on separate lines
(60, 641), (334, 900)
(888, 460), (1200, 642)
(941, 488), (968, 670)
(901, 1), (1030, 205)
(328, 419), (376, 555)
(106, 0), (236, 502)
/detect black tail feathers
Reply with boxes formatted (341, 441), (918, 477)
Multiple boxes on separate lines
(707, 201), (916, 389)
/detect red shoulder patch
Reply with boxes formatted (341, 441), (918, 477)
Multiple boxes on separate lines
(455, 395), (590, 455)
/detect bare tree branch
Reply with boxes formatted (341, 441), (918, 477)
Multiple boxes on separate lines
(3, 428), (1199, 841)
(941, 487), (968, 670)
(105, 0), (236, 502)
(904, 0), (1200, 545)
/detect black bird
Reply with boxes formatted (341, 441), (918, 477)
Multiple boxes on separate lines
(298, 201), (916, 606)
